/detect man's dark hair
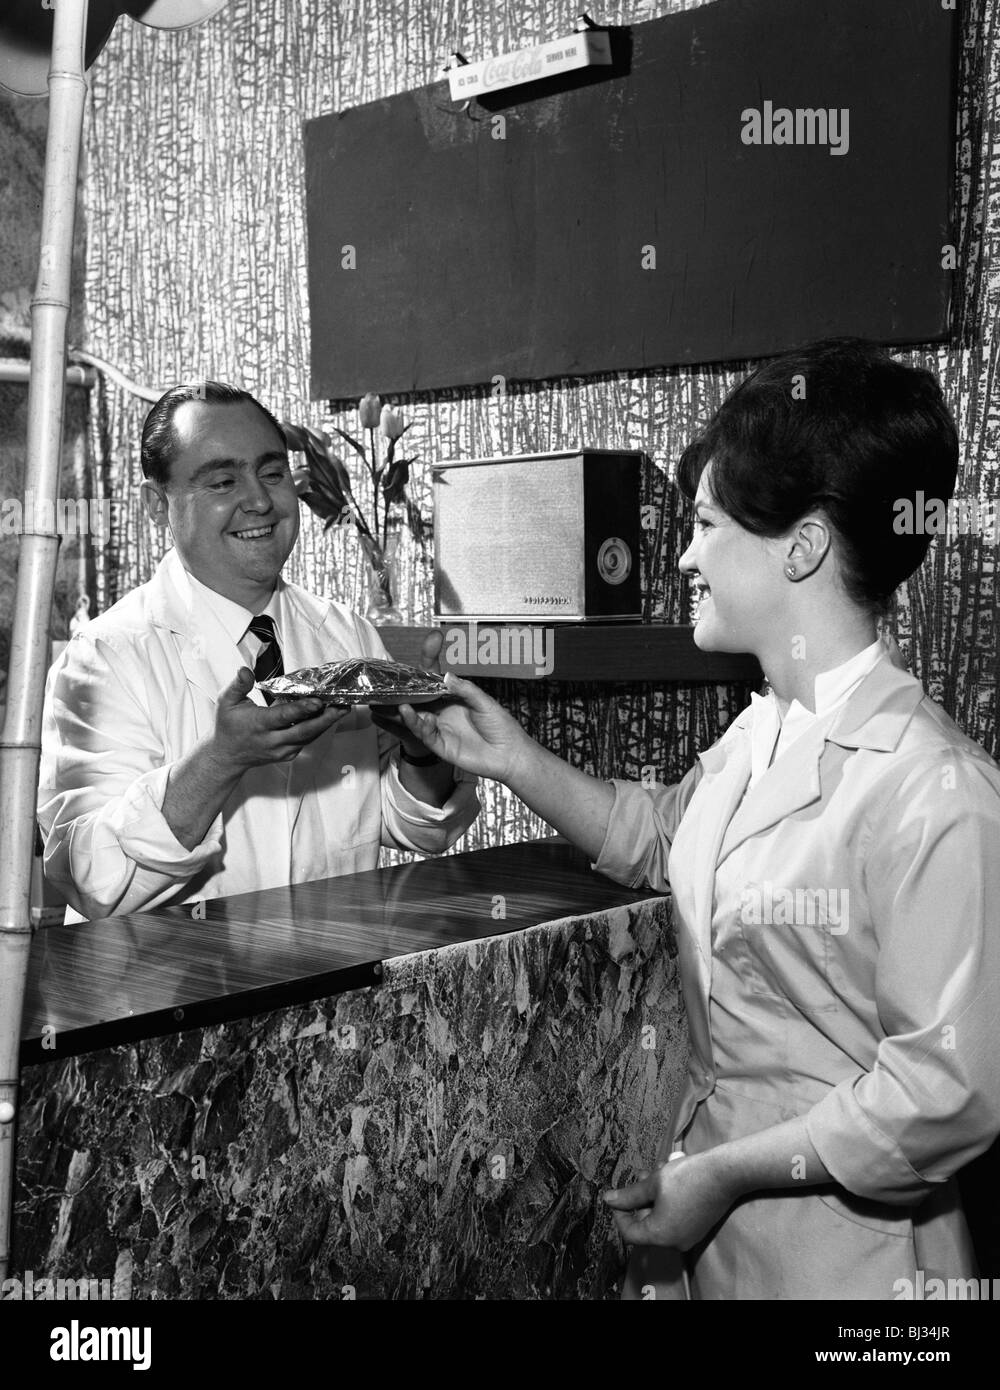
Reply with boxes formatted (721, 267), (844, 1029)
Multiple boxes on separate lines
(676, 338), (959, 615)
(140, 381), (286, 487)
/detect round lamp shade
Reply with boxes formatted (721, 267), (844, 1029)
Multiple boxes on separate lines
(0, 0), (229, 97)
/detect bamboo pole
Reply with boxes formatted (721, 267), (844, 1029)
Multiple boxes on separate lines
(0, 0), (90, 1284)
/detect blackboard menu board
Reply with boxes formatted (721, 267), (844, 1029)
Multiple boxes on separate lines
(305, 0), (956, 401)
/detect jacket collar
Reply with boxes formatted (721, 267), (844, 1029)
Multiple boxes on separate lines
(146, 548), (334, 701)
(823, 642), (925, 751)
(699, 639), (926, 865)
(148, 547), (333, 632)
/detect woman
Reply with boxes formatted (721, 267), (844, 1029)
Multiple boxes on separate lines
(390, 339), (1000, 1300)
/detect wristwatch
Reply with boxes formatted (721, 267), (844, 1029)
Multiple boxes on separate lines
(399, 745), (441, 766)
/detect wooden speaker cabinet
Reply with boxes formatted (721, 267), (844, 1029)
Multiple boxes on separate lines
(433, 449), (641, 622)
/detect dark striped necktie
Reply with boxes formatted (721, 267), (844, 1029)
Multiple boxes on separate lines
(247, 614), (284, 684)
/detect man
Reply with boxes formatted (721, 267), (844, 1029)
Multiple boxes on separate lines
(38, 382), (479, 923)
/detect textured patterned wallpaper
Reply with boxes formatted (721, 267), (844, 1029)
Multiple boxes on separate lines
(75, 0), (998, 856)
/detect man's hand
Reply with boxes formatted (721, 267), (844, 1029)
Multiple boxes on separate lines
(603, 1153), (737, 1251)
(208, 668), (349, 773)
(162, 669), (350, 850)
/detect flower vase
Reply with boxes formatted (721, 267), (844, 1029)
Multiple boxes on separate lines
(363, 535), (404, 625)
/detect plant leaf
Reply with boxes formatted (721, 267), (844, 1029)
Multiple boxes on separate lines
(281, 421), (308, 450)
(330, 426), (369, 463)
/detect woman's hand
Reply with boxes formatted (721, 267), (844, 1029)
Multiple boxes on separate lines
(396, 672), (536, 783)
(603, 1152), (738, 1251)
(604, 1119), (832, 1251)
(369, 631), (448, 757)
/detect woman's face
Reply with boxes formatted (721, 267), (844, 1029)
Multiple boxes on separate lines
(678, 463), (786, 654)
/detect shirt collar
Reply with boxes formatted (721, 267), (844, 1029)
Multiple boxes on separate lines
(746, 636), (887, 786)
(812, 636), (885, 715)
(181, 568), (285, 646)
(752, 635), (886, 726)
(700, 633), (921, 778)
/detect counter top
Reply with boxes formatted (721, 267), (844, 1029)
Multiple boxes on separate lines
(20, 839), (663, 1063)
(15, 852), (683, 1299)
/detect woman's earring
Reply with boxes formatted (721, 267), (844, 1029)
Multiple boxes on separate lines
(785, 565), (796, 578)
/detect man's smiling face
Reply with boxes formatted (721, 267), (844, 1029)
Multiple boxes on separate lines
(142, 398), (300, 609)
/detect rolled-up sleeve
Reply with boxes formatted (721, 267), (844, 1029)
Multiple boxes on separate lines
(805, 753), (1000, 1204)
(348, 613), (480, 855)
(379, 757), (480, 854)
(593, 764), (705, 891)
(38, 635), (222, 921)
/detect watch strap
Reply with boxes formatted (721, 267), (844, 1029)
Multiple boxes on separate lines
(399, 745), (441, 767)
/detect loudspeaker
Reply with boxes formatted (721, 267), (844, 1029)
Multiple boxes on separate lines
(433, 449), (642, 621)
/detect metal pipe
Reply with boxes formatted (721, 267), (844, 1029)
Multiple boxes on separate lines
(69, 348), (161, 401)
(0, 0), (89, 1284)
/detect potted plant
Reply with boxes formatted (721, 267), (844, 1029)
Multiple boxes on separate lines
(282, 393), (430, 624)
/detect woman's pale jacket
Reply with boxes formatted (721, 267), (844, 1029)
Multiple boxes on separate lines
(596, 642), (1000, 1299)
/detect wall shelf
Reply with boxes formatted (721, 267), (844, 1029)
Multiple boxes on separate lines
(379, 623), (762, 684)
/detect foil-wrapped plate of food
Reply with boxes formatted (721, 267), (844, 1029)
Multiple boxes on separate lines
(258, 656), (448, 706)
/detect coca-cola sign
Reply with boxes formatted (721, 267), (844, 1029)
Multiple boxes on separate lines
(447, 30), (611, 101)
(482, 50), (546, 90)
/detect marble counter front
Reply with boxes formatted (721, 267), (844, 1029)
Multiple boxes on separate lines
(12, 841), (689, 1299)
